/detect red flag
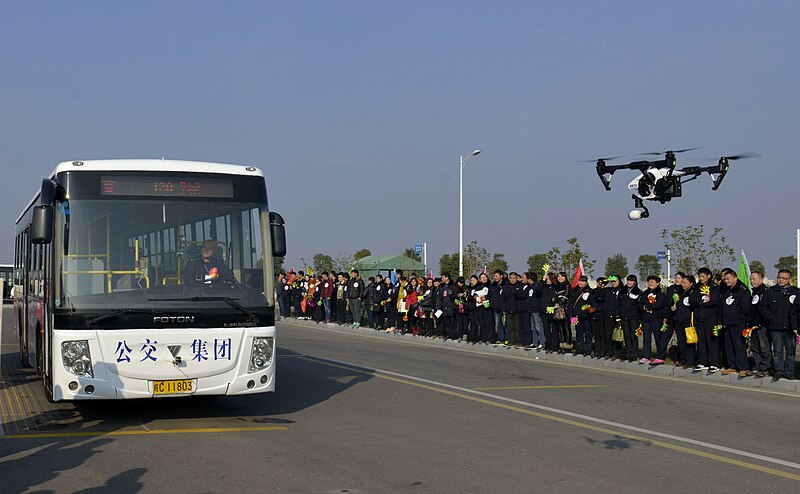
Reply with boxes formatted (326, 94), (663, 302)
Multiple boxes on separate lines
(481, 264), (487, 274)
(571, 259), (585, 288)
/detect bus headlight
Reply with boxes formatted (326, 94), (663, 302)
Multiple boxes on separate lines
(61, 340), (93, 378)
(248, 337), (274, 373)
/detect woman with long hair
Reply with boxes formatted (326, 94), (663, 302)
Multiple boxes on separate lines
(554, 272), (571, 351)
(418, 277), (435, 336)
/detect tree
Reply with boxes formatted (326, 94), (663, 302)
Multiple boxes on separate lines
(403, 247), (422, 262)
(605, 253), (629, 277)
(527, 253), (550, 275)
(661, 225), (735, 275)
(312, 253), (335, 274)
(353, 248), (372, 260)
(488, 253), (508, 274)
(561, 237), (596, 276)
(774, 255), (797, 280)
(635, 254), (661, 279)
(333, 252), (354, 273)
(462, 240), (490, 277)
(271, 257), (284, 275)
(439, 252), (458, 278)
(749, 259), (766, 276)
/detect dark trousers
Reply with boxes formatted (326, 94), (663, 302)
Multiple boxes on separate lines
(456, 313), (470, 338)
(641, 319), (661, 359)
(770, 329), (796, 377)
(421, 312), (434, 336)
(372, 308), (384, 329)
(478, 309), (494, 342)
(697, 318), (720, 367)
(507, 312), (519, 344)
(590, 318), (605, 356)
(621, 318), (640, 360)
(723, 324), (749, 370)
(518, 311), (531, 346)
(386, 307), (397, 328)
(544, 317), (560, 351)
(575, 318), (592, 354)
(750, 328), (772, 372)
(600, 316), (615, 357)
(558, 318), (572, 345)
(438, 315), (454, 338)
(336, 300), (347, 323)
(469, 311), (482, 340)
(349, 299), (362, 325)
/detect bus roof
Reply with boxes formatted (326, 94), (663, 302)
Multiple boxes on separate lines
(17, 159), (266, 225)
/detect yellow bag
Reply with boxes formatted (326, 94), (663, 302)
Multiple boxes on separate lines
(685, 313), (698, 345)
(611, 322), (624, 342)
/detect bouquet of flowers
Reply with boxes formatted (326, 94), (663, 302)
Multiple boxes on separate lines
(546, 306), (555, 314)
(712, 325), (721, 337)
(647, 293), (656, 304)
(741, 327), (754, 338)
(636, 325), (643, 337)
(660, 320), (668, 332)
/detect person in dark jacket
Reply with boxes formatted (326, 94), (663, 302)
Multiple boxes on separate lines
(760, 269), (798, 380)
(589, 277), (607, 358)
(371, 274), (387, 330)
(655, 273), (685, 363)
(418, 277), (435, 336)
(515, 273), (532, 347)
(570, 276), (593, 355)
(277, 273), (290, 318)
(675, 275), (699, 367)
(455, 277), (470, 340)
(638, 275), (666, 364)
(474, 273), (494, 343)
(554, 272), (571, 350)
(346, 270), (364, 327)
(435, 274), (457, 339)
(363, 277), (377, 328)
(526, 273), (545, 349)
(719, 268), (752, 375)
(618, 275), (642, 361)
(602, 276), (622, 359)
(466, 275), (481, 340)
(320, 272), (335, 322)
(489, 271), (508, 344)
(694, 267), (721, 372)
(541, 273), (559, 352)
(747, 271), (771, 377)
(505, 272), (523, 345)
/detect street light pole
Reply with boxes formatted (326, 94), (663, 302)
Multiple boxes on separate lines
(459, 149), (481, 277)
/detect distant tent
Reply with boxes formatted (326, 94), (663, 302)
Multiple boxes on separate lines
(351, 254), (426, 282)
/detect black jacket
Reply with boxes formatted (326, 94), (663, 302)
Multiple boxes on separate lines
(418, 286), (434, 310)
(602, 285), (620, 317)
(570, 285), (593, 318)
(618, 285), (642, 320)
(489, 280), (507, 312)
(747, 284), (768, 328)
(664, 284), (683, 321)
(527, 281), (543, 313)
(372, 281), (388, 307)
(675, 286), (699, 326)
(588, 286), (604, 319)
(720, 280), (751, 326)
(434, 282), (457, 317)
(363, 282), (377, 306)
(345, 277), (364, 299)
(759, 284), (799, 330)
(695, 280), (720, 322)
(639, 286), (666, 322)
(540, 283), (556, 314)
(469, 283), (490, 311)
(507, 282), (526, 314)
(553, 282), (570, 310)
(183, 256), (236, 285)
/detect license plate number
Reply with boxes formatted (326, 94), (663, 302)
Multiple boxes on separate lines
(152, 379), (193, 395)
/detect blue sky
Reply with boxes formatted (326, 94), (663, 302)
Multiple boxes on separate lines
(1, 1), (798, 275)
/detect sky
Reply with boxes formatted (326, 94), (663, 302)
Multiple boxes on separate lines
(1, 1), (798, 276)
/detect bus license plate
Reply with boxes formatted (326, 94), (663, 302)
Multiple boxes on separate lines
(152, 380), (194, 395)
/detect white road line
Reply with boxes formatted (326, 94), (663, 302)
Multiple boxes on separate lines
(300, 352), (800, 472)
(281, 320), (800, 398)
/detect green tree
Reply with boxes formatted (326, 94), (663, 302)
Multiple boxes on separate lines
(559, 237), (596, 277)
(527, 253), (550, 275)
(463, 240), (490, 276)
(312, 253), (335, 274)
(749, 259), (766, 276)
(333, 252), (354, 273)
(403, 247), (422, 262)
(774, 255), (797, 280)
(353, 248), (372, 260)
(604, 253), (629, 277)
(661, 225), (735, 275)
(635, 254), (662, 279)
(271, 256), (284, 275)
(439, 252), (458, 277)
(488, 253), (508, 274)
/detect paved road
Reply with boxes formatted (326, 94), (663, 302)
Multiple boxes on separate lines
(1, 307), (799, 493)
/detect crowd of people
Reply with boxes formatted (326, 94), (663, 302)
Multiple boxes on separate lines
(277, 266), (798, 381)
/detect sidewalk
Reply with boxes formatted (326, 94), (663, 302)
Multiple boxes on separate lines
(279, 318), (800, 394)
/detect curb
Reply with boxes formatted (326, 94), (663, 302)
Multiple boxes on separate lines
(278, 318), (800, 395)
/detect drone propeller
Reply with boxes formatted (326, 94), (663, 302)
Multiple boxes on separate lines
(580, 156), (624, 163)
(637, 147), (701, 156)
(698, 152), (762, 163)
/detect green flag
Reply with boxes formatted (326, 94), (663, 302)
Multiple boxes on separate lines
(738, 250), (751, 292)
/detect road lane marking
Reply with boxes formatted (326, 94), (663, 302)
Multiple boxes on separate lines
(4, 425), (287, 439)
(299, 354), (800, 481)
(281, 320), (800, 398)
(473, 384), (607, 391)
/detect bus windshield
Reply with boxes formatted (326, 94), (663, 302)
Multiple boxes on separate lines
(54, 198), (271, 313)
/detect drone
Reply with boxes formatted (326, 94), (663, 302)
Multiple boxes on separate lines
(588, 148), (760, 220)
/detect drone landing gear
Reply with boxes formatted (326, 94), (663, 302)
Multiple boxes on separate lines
(629, 195), (650, 221)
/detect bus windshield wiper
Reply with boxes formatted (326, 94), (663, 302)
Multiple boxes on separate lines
(85, 309), (163, 328)
(149, 296), (260, 324)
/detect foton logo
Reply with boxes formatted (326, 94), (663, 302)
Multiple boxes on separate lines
(153, 316), (195, 324)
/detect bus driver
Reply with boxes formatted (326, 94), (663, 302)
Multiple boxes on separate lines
(183, 240), (236, 285)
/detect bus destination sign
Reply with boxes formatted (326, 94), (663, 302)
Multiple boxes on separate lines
(100, 176), (234, 198)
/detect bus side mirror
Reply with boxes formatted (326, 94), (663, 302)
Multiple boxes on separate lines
(269, 212), (286, 258)
(31, 206), (54, 244)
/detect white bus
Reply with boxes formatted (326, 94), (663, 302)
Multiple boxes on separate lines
(14, 160), (286, 401)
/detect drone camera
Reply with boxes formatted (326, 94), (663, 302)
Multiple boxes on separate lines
(628, 209), (649, 221)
